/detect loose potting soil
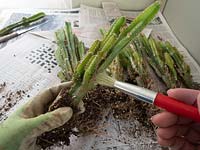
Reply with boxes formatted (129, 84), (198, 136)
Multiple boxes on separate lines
(37, 85), (161, 149)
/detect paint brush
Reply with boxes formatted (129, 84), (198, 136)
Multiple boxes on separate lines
(96, 73), (200, 122)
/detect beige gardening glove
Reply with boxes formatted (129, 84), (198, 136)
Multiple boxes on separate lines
(0, 81), (84, 150)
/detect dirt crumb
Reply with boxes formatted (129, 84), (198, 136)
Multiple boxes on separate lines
(0, 82), (6, 93)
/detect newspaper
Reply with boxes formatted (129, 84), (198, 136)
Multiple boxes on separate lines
(0, 33), (59, 121)
(79, 4), (108, 27)
(0, 9), (81, 118)
(102, 2), (121, 21)
(79, 3), (200, 83)
(78, 4), (152, 48)
(0, 9), (80, 49)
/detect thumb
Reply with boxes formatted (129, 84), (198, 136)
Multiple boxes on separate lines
(29, 107), (73, 137)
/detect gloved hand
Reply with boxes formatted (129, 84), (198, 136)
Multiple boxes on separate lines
(0, 82), (81, 150)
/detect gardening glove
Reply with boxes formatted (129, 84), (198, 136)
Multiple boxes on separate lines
(0, 82), (79, 150)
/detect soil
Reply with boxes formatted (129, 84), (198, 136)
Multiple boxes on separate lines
(0, 84), (27, 121)
(1, 90), (26, 110)
(0, 82), (6, 93)
(37, 85), (161, 149)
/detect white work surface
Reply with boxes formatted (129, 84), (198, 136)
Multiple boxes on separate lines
(0, 4), (200, 150)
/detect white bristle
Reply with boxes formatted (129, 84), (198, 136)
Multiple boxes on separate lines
(96, 72), (115, 87)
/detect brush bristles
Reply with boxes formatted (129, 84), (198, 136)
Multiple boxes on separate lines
(96, 72), (115, 87)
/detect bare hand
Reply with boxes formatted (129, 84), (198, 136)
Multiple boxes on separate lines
(151, 88), (200, 150)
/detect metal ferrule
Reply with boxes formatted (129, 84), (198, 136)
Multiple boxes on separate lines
(114, 81), (157, 104)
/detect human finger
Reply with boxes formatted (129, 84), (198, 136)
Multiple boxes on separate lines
(156, 125), (189, 140)
(184, 128), (200, 144)
(152, 111), (193, 127)
(157, 136), (195, 150)
(167, 88), (199, 105)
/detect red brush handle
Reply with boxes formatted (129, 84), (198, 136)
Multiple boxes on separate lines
(154, 93), (200, 122)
